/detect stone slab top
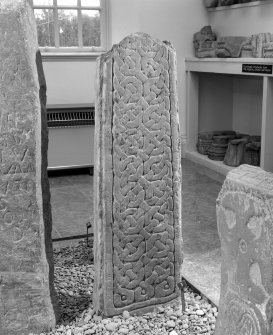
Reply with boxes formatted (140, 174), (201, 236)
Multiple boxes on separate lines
(220, 164), (273, 197)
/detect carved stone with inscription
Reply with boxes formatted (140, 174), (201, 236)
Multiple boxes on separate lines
(215, 165), (273, 335)
(0, 1), (57, 334)
(93, 33), (182, 316)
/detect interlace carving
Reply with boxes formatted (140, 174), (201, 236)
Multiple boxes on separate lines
(112, 35), (175, 307)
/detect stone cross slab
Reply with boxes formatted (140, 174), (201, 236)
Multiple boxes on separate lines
(0, 1), (57, 334)
(215, 165), (273, 335)
(94, 33), (183, 316)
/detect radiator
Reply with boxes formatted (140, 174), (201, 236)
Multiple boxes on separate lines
(47, 104), (95, 171)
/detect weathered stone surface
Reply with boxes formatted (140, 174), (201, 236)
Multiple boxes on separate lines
(0, 1), (57, 334)
(215, 165), (273, 335)
(218, 0), (237, 5)
(223, 138), (248, 167)
(241, 33), (273, 58)
(194, 26), (273, 58)
(204, 0), (218, 7)
(243, 141), (261, 167)
(193, 26), (217, 58)
(216, 36), (249, 58)
(94, 33), (182, 316)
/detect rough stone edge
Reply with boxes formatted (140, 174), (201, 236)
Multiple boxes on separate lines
(0, 0), (58, 332)
(25, 3), (58, 326)
(93, 50), (114, 315)
(93, 33), (183, 316)
(217, 164), (273, 205)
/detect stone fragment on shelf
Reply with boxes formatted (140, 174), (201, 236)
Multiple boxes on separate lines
(263, 42), (273, 58)
(208, 143), (228, 161)
(223, 138), (248, 167)
(193, 26), (217, 58)
(197, 131), (236, 156)
(241, 32), (273, 58)
(207, 133), (237, 161)
(196, 131), (214, 155)
(213, 135), (233, 145)
(216, 36), (249, 58)
(218, 0), (238, 6)
(214, 130), (236, 137)
(194, 27), (273, 58)
(242, 136), (261, 167)
(197, 139), (213, 155)
(204, 0), (218, 7)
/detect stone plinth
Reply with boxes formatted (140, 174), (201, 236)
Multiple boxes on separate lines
(0, 1), (57, 334)
(215, 164), (273, 335)
(94, 33), (182, 316)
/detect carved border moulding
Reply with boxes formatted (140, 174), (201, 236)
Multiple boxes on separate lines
(93, 32), (183, 316)
(0, 1), (58, 334)
(215, 164), (273, 335)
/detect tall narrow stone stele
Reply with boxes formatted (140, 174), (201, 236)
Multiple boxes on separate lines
(215, 165), (273, 335)
(93, 33), (183, 316)
(0, 1), (57, 334)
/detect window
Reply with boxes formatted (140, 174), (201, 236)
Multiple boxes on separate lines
(32, 0), (108, 52)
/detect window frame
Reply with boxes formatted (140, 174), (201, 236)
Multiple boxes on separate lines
(32, 0), (109, 54)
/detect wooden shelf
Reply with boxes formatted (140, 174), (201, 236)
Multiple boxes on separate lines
(207, 0), (273, 12)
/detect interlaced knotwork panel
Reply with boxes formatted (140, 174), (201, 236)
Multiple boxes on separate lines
(112, 34), (175, 308)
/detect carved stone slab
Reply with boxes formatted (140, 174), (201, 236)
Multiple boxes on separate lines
(0, 1), (57, 334)
(94, 33), (182, 316)
(215, 165), (273, 335)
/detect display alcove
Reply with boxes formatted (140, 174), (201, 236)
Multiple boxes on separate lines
(185, 58), (273, 175)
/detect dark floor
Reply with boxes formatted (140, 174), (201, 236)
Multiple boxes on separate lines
(49, 158), (224, 306)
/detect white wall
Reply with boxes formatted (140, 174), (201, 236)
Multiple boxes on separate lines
(44, 61), (97, 105)
(206, 2), (273, 137)
(208, 2), (273, 36)
(44, 0), (209, 135)
(232, 76), (263, 135)
(111, 0), (208, 140)
(198, 73), (233, 132)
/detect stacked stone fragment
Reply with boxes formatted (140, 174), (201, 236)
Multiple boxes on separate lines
(207, 135), (231, 161)
(224, 135), (261, 167)
(196, 132), (214, 155)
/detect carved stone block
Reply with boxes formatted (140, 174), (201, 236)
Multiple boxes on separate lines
(215, 165), (273, 335)
(216, 36), (249, 58)
(223, 138), (248, 167)
(0, 1), (57, 334)
(93, 33), (182, 316)
(193, 26), (217, 58)
(242, 141), (261, 167)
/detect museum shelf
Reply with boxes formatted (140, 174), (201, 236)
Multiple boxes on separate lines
(206, 0), (273, 12)
(185, 57), (273, 176)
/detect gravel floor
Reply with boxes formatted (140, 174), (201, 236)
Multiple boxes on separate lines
(33, 241), (217, 335)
